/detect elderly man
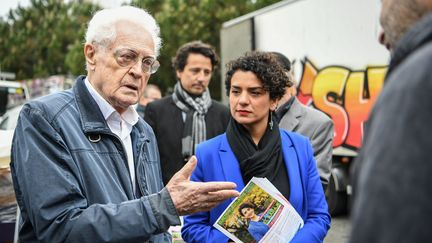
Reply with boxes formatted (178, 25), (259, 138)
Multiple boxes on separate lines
(145, 41), (230, 185)
(10, 6), (239, 243)
(350, 0), (432, 242)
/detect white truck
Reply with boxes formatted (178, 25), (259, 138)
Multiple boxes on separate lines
(220, 0), (389, 214)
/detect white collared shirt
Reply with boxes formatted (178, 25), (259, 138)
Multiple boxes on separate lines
(84, 78), (139, 192)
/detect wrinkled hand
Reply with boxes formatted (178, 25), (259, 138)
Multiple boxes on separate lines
(166, 156), (240, 216)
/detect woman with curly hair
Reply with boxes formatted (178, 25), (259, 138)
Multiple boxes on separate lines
(182, 51), (330, 242)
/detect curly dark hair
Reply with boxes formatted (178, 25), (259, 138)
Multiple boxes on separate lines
(238, 202), (256, 217)
(171, 40), (219, 71)
(225, 51), (292, 100)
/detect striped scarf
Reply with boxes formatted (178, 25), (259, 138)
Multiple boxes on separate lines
(172, 82), (212, 161)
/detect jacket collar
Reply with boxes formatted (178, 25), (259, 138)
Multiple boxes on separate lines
(279, 98), (304, 131)
(73, 76), (148, 139)
(73, 75), (113, 134)
(389, 14), (432, 75)
(219, 135), (244, 189)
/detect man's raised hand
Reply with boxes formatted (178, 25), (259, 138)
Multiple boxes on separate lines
(166, 156), (240, 215)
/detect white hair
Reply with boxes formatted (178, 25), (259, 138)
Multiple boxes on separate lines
(85, 6), (162, 56)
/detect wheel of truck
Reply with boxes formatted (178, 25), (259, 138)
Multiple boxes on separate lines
(326, 174), (347, 216)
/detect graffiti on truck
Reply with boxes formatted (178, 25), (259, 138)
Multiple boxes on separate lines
(296, 58), (387, 150)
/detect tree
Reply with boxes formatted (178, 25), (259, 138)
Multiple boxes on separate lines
(0, 0), (99, 79)
(0, 0), (281, 98)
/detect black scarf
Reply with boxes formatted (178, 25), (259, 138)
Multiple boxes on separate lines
(226, 114), (290, 199)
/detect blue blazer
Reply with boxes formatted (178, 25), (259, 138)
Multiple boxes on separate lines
(182, 130), (330, 243)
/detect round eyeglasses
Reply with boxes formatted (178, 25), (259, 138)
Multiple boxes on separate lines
(114, 49), (160, 74)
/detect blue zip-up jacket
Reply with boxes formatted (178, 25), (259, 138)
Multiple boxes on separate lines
(10, 76), (180, 242)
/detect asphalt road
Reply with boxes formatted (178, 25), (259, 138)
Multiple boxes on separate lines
(324, 214), (351, 243)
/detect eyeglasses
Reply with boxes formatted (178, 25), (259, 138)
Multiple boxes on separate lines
(114, 48), (160, 74)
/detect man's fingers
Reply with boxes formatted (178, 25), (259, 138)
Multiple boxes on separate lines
(206, 189), (240, 202)
(170, 180), (239, 215)
(197, 181), (238, 193)
(173, 186), (239, 215)
(175, 155), (197, 180)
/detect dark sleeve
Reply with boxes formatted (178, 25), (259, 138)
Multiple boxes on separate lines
(350, 49), (432, 242)
(10, 105), (177, 243)
(211, 100), (231, 132)
(144, 102), (157, 132)
(223, 112), (230, 128)
(220, 101), (231, 128)
(309, 118), (333, 186)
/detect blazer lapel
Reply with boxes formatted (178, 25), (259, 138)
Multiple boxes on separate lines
(219, 135), (245, 193)
(280, 131), (303, 212)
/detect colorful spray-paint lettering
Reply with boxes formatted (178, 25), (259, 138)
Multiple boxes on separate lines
(297, 59), (386, 150)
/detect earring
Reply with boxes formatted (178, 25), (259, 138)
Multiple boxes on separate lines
(269, 112), (274, 130)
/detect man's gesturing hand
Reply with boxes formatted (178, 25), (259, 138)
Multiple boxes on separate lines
(166, 156), (240, 216)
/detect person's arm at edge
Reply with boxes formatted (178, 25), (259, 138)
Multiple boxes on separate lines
(143, 100), (157, 131)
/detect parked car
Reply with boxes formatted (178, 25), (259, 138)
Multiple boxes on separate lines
(0, 104), (22, 130)
(0, 104), (23, 242)
(0, 104), (22, 169)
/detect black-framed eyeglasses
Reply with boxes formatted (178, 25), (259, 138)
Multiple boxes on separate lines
(114, 48), (160, 74)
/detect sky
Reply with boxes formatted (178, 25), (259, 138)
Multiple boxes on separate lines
(0, 0), (30, 18)
(0, 0), (130, 18)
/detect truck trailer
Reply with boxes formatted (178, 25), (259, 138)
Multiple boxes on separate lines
(220, 0), (389, 215)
